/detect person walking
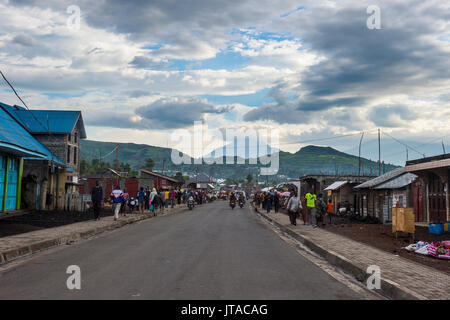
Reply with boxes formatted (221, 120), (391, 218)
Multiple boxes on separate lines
(273, 191), (280, 213)
(122, 188), (129, 217)
(164, 190), (169, 208)
(327, 199), (334, 224)
(300, 195), (307, 225)
(138, 187), (146, 214)
(144, 187), (150, 211)
(169, 188), (175, 208)
(91, 180), (103, 221)
(265, 192), (272, 213)
(305, 191), (317, 226)
(316, 194), (327, 227)
(287, 190), (301, 226)
(110, 185), (124, 221)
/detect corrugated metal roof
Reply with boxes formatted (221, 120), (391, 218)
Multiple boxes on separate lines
(324, 181), (348, 191)
(0, 103), (86, 138)
(354, 167), (406, 189)
(0, 104), (66, 166)
(373, 173), (417, 189)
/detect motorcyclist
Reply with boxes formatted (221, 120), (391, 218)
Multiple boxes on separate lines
(229, 192), (237, 205)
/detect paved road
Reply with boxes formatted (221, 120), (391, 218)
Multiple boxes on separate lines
(0, 201), (361, 299)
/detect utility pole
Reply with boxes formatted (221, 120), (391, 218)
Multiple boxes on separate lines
(442, 140), (446, 155)
(358, 132), (364, 176)
(406, 147), (409, 162)
(162, 158), (166, 175)
(378, 129), (381, 176)
(115, 143), (119, 186)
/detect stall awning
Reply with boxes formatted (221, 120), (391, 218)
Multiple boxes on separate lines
(324, 181), (348, 191)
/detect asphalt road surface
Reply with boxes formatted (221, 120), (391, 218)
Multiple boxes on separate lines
(0, 201), (361, 299)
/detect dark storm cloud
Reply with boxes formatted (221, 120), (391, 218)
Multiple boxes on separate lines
(368, 105), (418, 128)
(135, 97), (233, 129)
(244, 1), (450, 124)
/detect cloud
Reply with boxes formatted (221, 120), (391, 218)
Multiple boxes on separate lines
(368, 105), (418, 128)
(135, 97), (233, 129)
(11, 34), (37, 46)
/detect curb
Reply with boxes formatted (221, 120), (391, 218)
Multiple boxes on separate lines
(252, 205), (427, 300)
(0, 205), (189, 265)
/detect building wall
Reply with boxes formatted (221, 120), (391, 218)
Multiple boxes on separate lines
(0, 153), (23, 212)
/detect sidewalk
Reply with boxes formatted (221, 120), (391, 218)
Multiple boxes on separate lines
(0, 205), (187, 265)
(254, 206), (449, 300)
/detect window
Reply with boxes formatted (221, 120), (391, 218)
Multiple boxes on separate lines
(68, 134), (71, 143)
(74, 132), (78, 144)
(67, 145), (71, 164)
(73, 147), (77, 165)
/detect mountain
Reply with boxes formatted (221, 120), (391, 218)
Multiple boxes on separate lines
(80, 140), (399, 180)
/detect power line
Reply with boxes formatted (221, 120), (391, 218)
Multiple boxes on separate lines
(382, 131), (425, 158)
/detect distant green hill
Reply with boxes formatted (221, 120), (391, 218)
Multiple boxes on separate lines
(80, 140), (398, 180)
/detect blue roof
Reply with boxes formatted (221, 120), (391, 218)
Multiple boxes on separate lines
(0, 103), (86, 138)
(0, 104), (66, 166)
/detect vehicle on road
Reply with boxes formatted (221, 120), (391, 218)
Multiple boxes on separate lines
(239, 199), (245, 208)
(187, 196), (195, 210)
(230, 199), (236, 210)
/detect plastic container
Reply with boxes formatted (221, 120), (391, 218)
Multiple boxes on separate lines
(444, 222), (449, 233)
(429, 223), (444, 235)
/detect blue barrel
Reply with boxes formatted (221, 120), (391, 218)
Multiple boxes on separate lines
(429, 223), (444, 235)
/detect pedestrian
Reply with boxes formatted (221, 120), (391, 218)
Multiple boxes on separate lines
(144, 187), (150, 211)
(300, 196), (307, 225)
(138, 187), (146, 214)
(177, 188), (182, 206)
(91, 180), (103, 221)
(305, 191), (317, 226)
(327, 199), (334, 224)
(122, 188), (129, 217)
(266, 192), (272, 213)
(169, 188), (175, 208)
(316, 194), (326, 227)
(110, 185), (124, 221)
(287, 190), (301, 226)
(150, 188), (158, 216)
(164, 190), (169, 208)
(273, 191), (280, 213)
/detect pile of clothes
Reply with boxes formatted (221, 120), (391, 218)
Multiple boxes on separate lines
(404, 240), (450, 260)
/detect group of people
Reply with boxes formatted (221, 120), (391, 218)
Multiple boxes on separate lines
(253, 190), (281, 214)
(91, 181), (208, 221)
(253, 189), (335, 228)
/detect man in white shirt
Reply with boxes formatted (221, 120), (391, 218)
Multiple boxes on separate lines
(286, 190), (302, 226)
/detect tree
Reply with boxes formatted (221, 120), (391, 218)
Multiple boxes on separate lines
(173, 171), (184, 183)
(246, 173), (253, 183)
(145, 157), (155, 171)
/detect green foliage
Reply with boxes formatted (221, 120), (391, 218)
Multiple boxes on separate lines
(80, 140), (399, 180)
(145, 157), (155, 171)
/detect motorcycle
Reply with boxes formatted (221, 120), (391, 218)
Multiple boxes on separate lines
(230, 199), (236, 210)
(187, 196), (195, 210)
(239, 199), (245, 208)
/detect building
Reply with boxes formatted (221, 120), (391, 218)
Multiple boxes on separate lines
(300, 174), (375, 201)
(0, 103), (86, 183)
(184, 173), (215, 190)
(0, 102), (83, 211)
(405, 154), (450, 223)
(0, 104), (70, 213)
(140, 169), (180, 190)
(324, 181), (360, 214)
(353, 168), (423, 223)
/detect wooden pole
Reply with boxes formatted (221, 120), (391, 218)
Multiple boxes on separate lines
(378, 129), (381, 176)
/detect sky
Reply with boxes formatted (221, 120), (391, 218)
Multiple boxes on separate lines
(0, 0), (449, 165)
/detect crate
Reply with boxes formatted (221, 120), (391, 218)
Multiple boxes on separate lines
(429, 223), (444, 235)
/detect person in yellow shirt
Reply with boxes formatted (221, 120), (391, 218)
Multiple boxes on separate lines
(305, 192), (317, 226)
(164, 190), (169, 208)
